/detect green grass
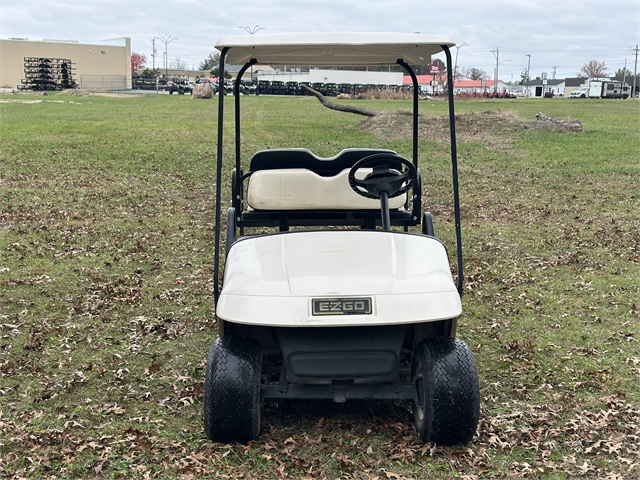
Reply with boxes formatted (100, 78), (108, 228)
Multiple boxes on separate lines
(1, 91), (639, 479)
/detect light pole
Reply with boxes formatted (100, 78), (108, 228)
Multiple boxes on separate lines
(238, 26), (265, 81)
(156, 36), (178, 79)
(453, 42), (468, 90)
(238, 25), (265, 35)
(526, 54), (531, 98)
(152, 38), (158, 70)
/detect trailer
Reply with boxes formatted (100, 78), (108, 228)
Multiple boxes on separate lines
(571, 79), (630, 99)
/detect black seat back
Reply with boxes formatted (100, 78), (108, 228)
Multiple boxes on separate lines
(249, 148), (401, 177)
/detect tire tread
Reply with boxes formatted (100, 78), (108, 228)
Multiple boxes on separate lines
(204, 336), (262, 443)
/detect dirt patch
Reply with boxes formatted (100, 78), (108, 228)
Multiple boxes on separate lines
(359, 110), (524, 148)
(0, 99), (90, 105)
(522, 111), (583, 132)
(0, 99), (44, 104)
(58, 89), (142, 98)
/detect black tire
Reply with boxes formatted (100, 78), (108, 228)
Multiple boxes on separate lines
(412, 337), (480, 445)
(204, 336), (262, 443)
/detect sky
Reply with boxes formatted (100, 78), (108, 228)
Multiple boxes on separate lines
(2, 0), (639, 81)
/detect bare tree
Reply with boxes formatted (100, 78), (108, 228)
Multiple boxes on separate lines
(578, 60), (607, 78)
(170, 57), (187, 70)
(430, 58), (448, 87)
(461, 67), (489, 81)
(519, 68), (531, 85)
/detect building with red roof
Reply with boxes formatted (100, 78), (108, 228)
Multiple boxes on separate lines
(403, 75), (511, 95)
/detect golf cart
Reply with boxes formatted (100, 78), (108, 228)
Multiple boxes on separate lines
(206, 33), (480, 445)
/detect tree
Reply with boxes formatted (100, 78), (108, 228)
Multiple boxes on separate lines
(429, 58), (448, 89)
(199, 51), (220, 71)
(519, 68), (531, 85)
(210, 67), (232, 79)
(170, 57), (187, 70)
(462, 67), (488, 81)
(412, 60), (449, 84)
(141, 67), (161, 78)
(615, 67), (633, 78)
(131, 52), (147, 75)
(578, 59), (607, 78)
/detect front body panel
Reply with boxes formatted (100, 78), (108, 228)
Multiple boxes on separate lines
(217, 230), (461, 327)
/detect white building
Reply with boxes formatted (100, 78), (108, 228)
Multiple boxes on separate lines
(255, 68), (403, 86)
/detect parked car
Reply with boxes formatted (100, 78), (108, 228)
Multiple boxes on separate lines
(570, 86), (589, 98)
(165, 81), (192, 95)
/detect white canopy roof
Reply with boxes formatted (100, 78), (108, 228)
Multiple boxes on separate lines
(215, 32), (455, 66)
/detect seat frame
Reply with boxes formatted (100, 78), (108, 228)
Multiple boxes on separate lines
(232, 148), (422, 232)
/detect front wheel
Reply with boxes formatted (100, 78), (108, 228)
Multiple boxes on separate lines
(412, 337), (480, 445)
(204, 336), (262, 443)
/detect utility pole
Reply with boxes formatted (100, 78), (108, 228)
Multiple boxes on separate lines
(526, 54), (531, 98)
(152, 37), (163, 71)
(491, 48), (499, 93)
(632, 45), (639, 99)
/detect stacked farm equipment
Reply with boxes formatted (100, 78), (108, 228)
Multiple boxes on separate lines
(20, 57), (76, 91)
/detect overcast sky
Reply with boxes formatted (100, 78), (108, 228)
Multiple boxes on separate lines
(2, 0), (639, 80)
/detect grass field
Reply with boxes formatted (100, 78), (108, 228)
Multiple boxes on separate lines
(1, 91), (639, 479)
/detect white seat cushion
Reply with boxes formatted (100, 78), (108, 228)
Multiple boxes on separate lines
(246, 168), (407, 210)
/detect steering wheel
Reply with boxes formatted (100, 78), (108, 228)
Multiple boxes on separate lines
(348, 153), (417, 200)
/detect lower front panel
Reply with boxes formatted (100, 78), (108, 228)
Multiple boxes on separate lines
(275, 325), (406, 384)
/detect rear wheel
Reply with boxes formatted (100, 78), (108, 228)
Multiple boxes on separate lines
(412, 337), (480, 445)
(204, 336), (262, 443)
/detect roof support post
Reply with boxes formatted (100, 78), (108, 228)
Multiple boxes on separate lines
(395, 59), (419, 167)
(234, 59), (258, 176)
(442, 45), (463, 296)
(214, 47), (230, 304)
(396, 59), (421, 225)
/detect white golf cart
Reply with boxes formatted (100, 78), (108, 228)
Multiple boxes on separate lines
(206, 33), (480, 445)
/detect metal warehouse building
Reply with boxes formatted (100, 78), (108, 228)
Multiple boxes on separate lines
(0, 37), (132, 90)
(254, 69), (404, 86)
